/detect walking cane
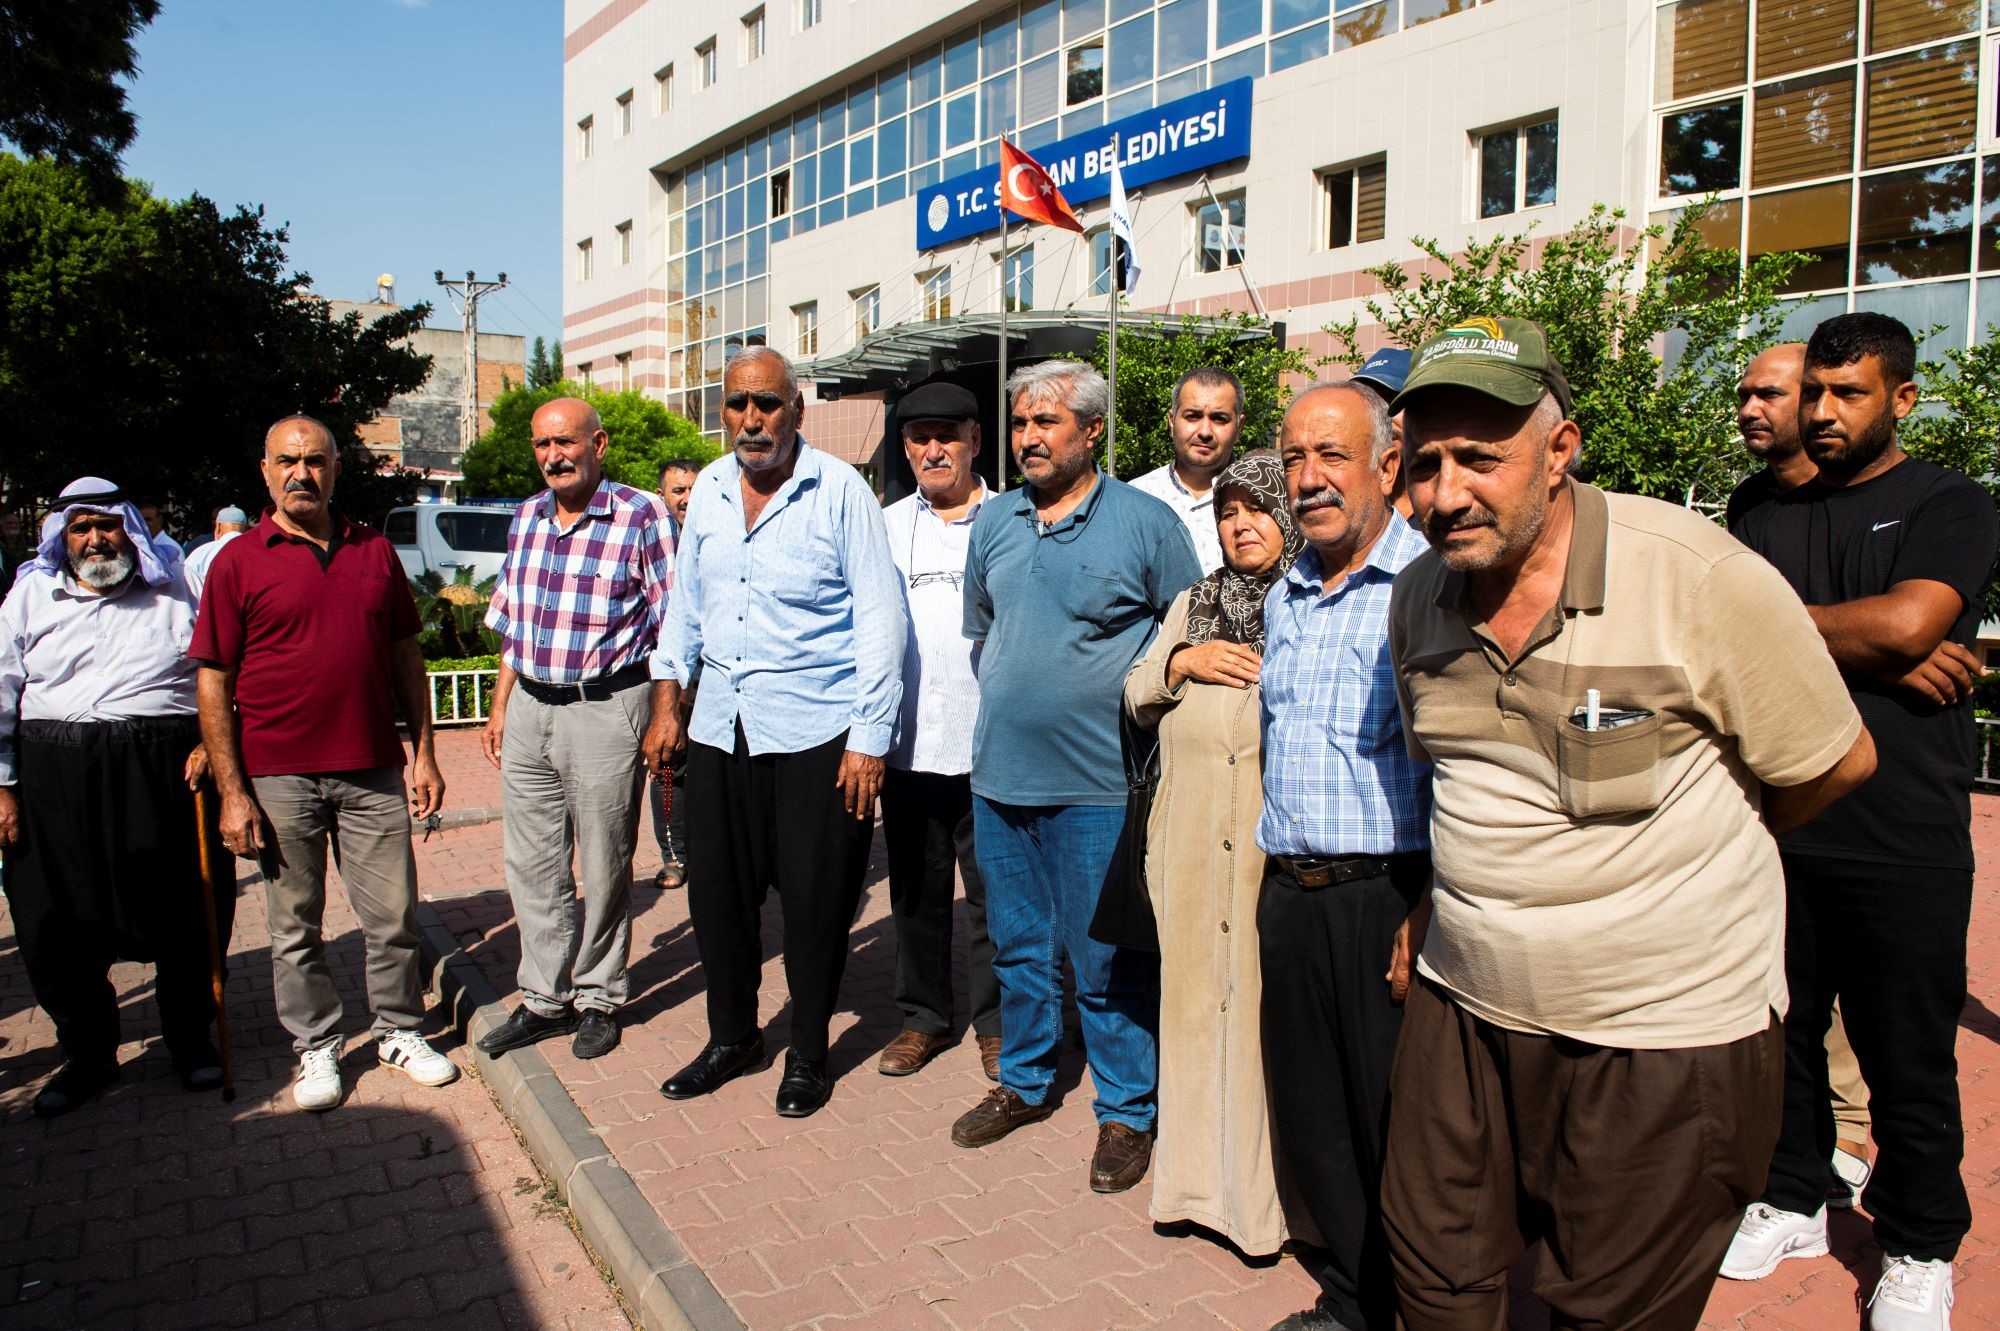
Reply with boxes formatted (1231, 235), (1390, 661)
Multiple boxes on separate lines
(192, 784), (237, 1103)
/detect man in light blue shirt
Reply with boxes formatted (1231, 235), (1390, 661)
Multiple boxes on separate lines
(645, 347), (906, 1119)
(949, 359), (1202, 1197)
(1255, 383), (1431, 1331)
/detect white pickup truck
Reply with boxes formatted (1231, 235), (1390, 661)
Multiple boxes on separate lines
(384, 504), (512, 585)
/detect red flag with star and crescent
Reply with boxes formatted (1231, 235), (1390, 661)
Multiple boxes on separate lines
(999, 139), (1084, 233)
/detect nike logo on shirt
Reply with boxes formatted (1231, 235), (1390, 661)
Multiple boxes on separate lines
(1873, 520), (1901, 532)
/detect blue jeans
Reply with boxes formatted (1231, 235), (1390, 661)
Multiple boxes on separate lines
(972, 796), (1157, 1132)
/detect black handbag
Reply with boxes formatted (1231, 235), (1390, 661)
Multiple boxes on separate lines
(1088, 708), (1162, 952)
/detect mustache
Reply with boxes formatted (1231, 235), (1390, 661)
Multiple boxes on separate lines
(1018, 444), (1052, 461)
(79, 541), (120, 560)
(284, 477), (319, 495)
(1293, 487), (1344, 514)
(920, 457), (954, 470)
(1426, 506), (1499, 541)
(542, 458), (578, 476)
(735, 431), (776, 451)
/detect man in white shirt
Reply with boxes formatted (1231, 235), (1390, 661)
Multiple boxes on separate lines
(0, 478), (230, 1117)
(876, 380), (1000, 1080)
(1128, 366), (1245, 573)
(182, 505), (249, 601)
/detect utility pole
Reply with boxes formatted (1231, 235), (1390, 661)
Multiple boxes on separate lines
(435, 270), (509, 452)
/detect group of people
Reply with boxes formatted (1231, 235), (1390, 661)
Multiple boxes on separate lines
(0, 306), (1991, 1331)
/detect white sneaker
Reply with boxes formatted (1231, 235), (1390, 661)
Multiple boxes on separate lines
(377, 1030), (460, 1087)
(1719, 1203), (1829, 1280)
(293, 1046), (345, 1112)
(1868, 1254), (1954, 1330)
(1829, 1145), (1873, 1210)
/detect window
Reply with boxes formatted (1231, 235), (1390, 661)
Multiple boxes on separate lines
(1067, 41), (1105, 104)
(1324, 159), (1388, 248)
(1090, 228), (1118, 294)
(616, 220), (633, 265)
(1659, 100), (1743, 196)
(697, 38), (718, 89)
(743, 8), (766, 63)
(771, 168), (792, 217)
(615, 90), (633, 137)
(655, 64), (674, 114)
(793, 301), (819, 356)
(576, 115), (594, 160)
(800, 0), (821, 29)
(919, 268), (952, 320)
(1194, 193), (1246, 272)
(852, 285), (880, 339)
(616, 352), (633, 391)
(1477, 117), (1559, 218)
(579, 362), (595, 387)
(435, 511), (511, 553)
(384, 511), (417, 545)
(577, 238), (594, 282)
(1002, 246), (1035, 311)
(1752, 72), (1853, 187)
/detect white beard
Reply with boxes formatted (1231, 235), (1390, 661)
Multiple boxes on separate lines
(71, 549), (135, 590)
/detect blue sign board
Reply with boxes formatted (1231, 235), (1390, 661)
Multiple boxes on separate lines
(915, 78), (1253, 250)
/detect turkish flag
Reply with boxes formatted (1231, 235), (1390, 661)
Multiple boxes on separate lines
(999, 139), (1084, 233)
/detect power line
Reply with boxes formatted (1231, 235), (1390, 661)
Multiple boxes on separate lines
(435, 270), (509, 452)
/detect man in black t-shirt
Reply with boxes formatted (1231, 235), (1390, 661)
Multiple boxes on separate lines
(1722, 313), (1997, 1330)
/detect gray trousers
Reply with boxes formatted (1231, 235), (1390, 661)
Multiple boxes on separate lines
(252, 767), (425, 1054)
(501, 680), (649, 1016)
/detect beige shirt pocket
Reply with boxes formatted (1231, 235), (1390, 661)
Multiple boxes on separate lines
(1556, 710), (1667, 820)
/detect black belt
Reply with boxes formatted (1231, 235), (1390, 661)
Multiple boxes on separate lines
(515, 662), (650, 705)
(18, 715), (200, 745)
(1272, 851), (1429, 890)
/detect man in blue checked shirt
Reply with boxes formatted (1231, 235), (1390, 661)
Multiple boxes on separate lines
(643, 347), (906, 1120)
(1256, 383), (1432, 1331)
(477, 397), (677, 1067)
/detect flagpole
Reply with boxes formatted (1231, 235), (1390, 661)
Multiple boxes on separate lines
(997, 196), (1009, 494)
(1106, 132), (1119, 480)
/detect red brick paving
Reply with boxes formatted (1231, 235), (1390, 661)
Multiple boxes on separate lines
(12, 725), (1997, 1330)
(413, 731), (2000, 1330)
(0, 739), (630, 1331)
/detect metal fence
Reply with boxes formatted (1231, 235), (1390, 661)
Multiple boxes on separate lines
(1982, 718), (2000, 789)
(429, 669), (498, 727)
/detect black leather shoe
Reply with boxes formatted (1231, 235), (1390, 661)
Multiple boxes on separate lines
(572, 1011), (619, 1060)
(173, 1040), (225, 1092)
(32, 1060), (119, 1118)
(476, 1005), (578, 1056)
(660, 1034), (767, 1100)
(774, 1052), (832, 1118)
(1268, 1299), (1360, 1331)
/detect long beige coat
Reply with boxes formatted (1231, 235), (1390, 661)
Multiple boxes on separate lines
(1124, 590), (1295, 1256)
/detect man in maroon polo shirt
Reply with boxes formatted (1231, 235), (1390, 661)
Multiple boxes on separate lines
(192, 416), (458, 1112)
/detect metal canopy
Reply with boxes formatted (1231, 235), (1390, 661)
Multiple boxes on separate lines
(795, 309), (1276, 400)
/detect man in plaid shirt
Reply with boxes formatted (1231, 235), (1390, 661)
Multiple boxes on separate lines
(475, 396), (676, 1063)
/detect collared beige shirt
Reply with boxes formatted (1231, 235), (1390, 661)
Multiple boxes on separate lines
(1388, 481), (1861, 1049)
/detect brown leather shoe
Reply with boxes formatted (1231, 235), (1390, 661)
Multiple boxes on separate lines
(951, 1086), (1054, 1148)
(976, 1034), (1002, 1082)
(876, 1029), (950, 1076)
(1089, 1122), (1154, 1193)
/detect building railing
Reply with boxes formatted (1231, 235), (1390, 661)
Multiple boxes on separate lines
(1980, 718), (2000, 790)
(429, 669), (498, 727)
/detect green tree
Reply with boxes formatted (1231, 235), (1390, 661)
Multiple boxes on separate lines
(0, 0), (159, 192)
(1904, 334), (2000, 615)
(459, 380), (720, 498)
(1085, 310), (1314, 478)
(0, 154), (434, 528)
(526, 336), (564, 390)
(1320, 202), (1806, 504)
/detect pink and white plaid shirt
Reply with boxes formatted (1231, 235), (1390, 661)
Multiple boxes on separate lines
(485, 480), (675, 685)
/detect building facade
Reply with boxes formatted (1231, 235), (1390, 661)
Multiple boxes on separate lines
(562, 0), (2000, 465)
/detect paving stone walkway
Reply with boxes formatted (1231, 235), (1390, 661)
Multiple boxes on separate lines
(0, 740), (631, 1331)
(412, 732), (2000, 1331)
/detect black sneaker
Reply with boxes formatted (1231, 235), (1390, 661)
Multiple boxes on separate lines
(475, 1005), (578, 1056)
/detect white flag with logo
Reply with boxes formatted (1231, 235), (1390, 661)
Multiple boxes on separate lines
(1108, 155), (1140, 293)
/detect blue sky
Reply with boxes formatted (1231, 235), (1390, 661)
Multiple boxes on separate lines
(123, 0), (563, 349)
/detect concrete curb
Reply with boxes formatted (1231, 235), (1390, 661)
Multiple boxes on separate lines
(417, 905), (744, 1331)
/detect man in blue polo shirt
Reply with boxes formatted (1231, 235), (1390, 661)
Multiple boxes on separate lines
(949, 358), (1202, 1195)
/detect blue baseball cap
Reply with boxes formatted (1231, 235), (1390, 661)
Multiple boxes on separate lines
(1350, 347), (1411, 405)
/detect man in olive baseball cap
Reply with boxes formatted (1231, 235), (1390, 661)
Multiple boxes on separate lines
(1390, 314), (1572, 418)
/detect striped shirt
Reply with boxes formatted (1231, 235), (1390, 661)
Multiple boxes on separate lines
(1256, 515), (1432, 857)
(485, 480), (674, 685)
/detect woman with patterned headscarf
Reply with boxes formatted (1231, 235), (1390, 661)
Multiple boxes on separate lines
(1123, 448), (1309, 1256)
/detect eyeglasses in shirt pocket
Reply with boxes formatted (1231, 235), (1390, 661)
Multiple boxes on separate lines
(1556, 709), (1667, 820)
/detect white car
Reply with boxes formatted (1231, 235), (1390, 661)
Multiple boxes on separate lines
(384, 504), (511, 586)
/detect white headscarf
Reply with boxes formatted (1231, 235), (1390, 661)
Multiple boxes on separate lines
(25, 476), (176, 588)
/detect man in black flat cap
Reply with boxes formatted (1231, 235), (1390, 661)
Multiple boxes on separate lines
(875, 380), (1001, 1080)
